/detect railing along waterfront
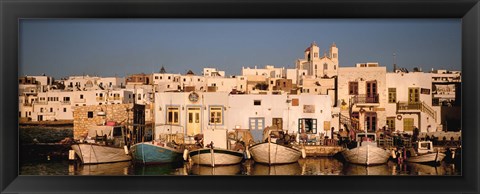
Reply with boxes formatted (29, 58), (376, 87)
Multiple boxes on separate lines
(353, 94), (379, 104)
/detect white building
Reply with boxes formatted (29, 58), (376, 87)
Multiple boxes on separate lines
(153, 92), (332, 146)
(386, 71), (439, 133)
(203, 67), (225, 77)
(242, 65), (285, 79)
(337, 63), (387, 132)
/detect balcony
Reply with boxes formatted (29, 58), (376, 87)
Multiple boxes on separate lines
(60, 101), (71, 105)
(352, 94), (380, 106)
(397, 101), (437, 121)
(397, 102), (421, 111)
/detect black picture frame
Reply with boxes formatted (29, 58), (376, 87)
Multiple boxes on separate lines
(1, 0), (479, 193)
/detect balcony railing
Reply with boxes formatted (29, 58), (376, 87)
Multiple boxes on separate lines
(353, 94), (379, 104)
(397, 101), (437, 121)
(60, 101), (71, 105)
(397, 102), (421, 110)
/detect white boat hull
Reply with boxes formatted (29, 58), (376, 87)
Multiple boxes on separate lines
(249, 142), (302, 165)
(341, 144), (390, 166)
(189, 148), (244, 167)
(71, 144), (131, 164)
(407, 152), (446, 163)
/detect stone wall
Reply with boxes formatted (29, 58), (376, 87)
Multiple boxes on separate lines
(73, 103), (137, 140)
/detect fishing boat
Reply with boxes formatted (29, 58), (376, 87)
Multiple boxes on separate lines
(405, 140), (446, 163)
(71, 125), (131, 164)
(130, 140), (185, 164)
(249, 142), (304, 165)
(341, 132), (390, 166)
(249, 129), (305, 165)
(189, 141), (244, 167)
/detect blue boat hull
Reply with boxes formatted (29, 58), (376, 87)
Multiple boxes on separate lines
(131, 142), (184, 164)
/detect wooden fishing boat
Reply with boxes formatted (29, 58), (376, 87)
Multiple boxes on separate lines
(71, 143), (131, 164)
(341, 133), (390, 166)
(71, 125), (131, 164)
(249, 142), (304, 165)
(249, 128), (305, 165)
(406, 141), (446, 163)
(188, 147), (244, 167)
(130, 140), (185, 164)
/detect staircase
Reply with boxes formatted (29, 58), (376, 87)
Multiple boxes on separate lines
(421, 102), (437, 121)
(340, 114), (359, 132)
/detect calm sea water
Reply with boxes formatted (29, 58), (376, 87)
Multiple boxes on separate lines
(19, 127), (461, 176)
(20, 157), (460, 176)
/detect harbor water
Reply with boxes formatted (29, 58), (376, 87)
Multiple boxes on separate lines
(20, 155), (460, 176)
(19, 127), (461, 176)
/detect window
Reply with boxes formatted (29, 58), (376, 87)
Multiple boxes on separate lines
(388, 88), (397, 103)
(50, 108), (53, 112)
(408, 88), (420, 104)
(155, 76), (158, 79)
(404, 118), (414, 132)
(386, 117), (396, 131)
(63, 97), (70, 102)
(334, 65), (336, 70)
(209, 106), (223, 125)
(63, 108), (67, 112)
(40, 108), (43, 113)
(80, 95), (84, 99)
(349, 82), (358, 95)
(254, 100), (261, 106)
(298, 118), (317, 134)
(323, 63), (328, 70)
(333, 53), (337, 58)
(167, 107), (179, 125)
(87, 111), (93, 118)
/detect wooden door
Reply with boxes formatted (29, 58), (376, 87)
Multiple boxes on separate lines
(249, 117), (265, 143)
(272, 118), (283, 130)
(366, 81), (377, 103)
(365, 112), (377, 132)
(186, 107), (201, 136)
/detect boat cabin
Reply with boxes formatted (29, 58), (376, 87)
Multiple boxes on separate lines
(416, 141), (434, 154)
(355, 133), (377, 147)
(85, 125), (126, 147)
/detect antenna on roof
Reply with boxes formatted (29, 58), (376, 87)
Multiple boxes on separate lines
(393, 53), (397, 72)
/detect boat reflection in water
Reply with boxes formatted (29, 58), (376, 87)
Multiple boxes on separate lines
(133, 162), (187, 175)
(251, 162), (302, 175)
(298, 158), (343, 175)
(342, 163), (391, 175)
(31, 158), (459, 176)
(189, 164), (242, 175)
(71, 161), (131, 175)
(406, 162), (446, 175)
